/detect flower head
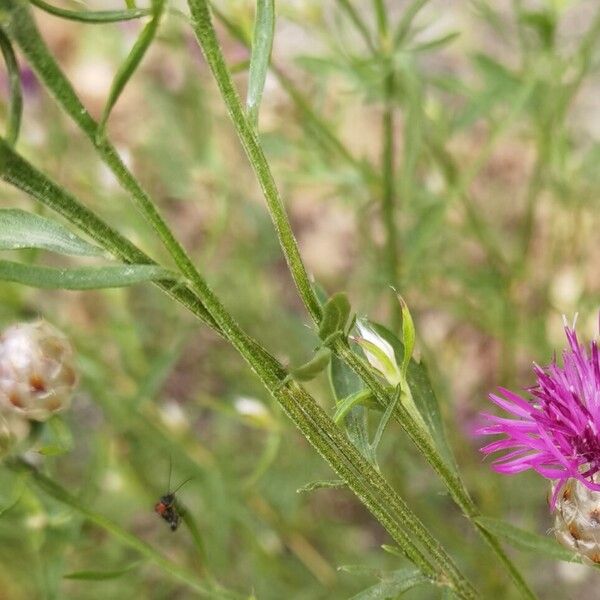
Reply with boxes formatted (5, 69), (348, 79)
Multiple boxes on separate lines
(0, 320), (77, 422)
(478, 315), (600, 506)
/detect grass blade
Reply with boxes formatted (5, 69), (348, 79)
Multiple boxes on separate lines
(0, 260), (177, 289)
(246, 0), (275, 128)
(0, 208), (104, 255)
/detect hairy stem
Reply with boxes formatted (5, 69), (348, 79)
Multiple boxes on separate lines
(184, 3), (536, 597)
(0, 139), (477, 598)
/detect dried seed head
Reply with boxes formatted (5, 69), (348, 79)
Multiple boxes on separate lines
(553, 477), (600, 564)
(0, 320), (77, 422)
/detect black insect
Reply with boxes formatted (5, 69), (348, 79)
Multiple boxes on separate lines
(154, 459), (191, 532)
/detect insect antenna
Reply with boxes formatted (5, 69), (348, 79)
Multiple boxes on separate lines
(167, 455), (173, 492)
(172, 477), (193, 495)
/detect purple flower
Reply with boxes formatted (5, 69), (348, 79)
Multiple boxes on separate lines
(478, 315), (600, 506)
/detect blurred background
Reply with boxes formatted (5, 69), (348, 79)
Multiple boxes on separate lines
(0, 0), (599, 598)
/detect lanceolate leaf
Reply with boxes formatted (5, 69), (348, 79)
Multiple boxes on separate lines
(318, 291), (351, 341)
(290, 347), (331, 381)
(0, 260), (177, 290)
(64, 561), (143, 580)
(28, 0), (151, 23)
(0, 209), (104, 256)
(348, 567), (429, 599)
(330, 354), (374, 463)
(371, 322), (458, 472)
(97, 0), (166, 139)
(407, 359), (459, 473)
(37, 416), (74, 457)
(246, 0), (275, 128)
(297, 479), (346, 493)
(475, 516), (581, 563)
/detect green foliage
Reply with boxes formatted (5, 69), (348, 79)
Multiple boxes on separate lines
(475, 517), (581, 563)
(0, 209), (103, 256)
(0, 261), (177, 290)
(28, 0), (151, 23)
(96, 0), (166, 140)
(0, 0), (597, 598)
(0, 29), (21, 145)
(246, 0), (275, 128)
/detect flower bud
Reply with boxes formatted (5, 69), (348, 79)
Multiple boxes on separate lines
(553, 478), (600, 564)
(0, 320), (77, 421)
(354, 320), (402, 386)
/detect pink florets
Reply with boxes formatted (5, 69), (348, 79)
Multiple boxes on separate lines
(478, 315), (600, 506)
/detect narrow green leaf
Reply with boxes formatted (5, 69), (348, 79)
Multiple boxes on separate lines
(0, 209), (104, 256)
(339, 564), (385, 575)
(350, 576), (428, 599)
(297, 479), (346, 493)
(347, 568), (429, 600)
(28, 0), (151, 23)
(246, 0), (275, 128)
(398, 296), (415, 376)
(475, 517), (580, 563)
(0, 28), (22, 145)
(394, 0), (430, 47)
(290, 347), (332, 381)
(64, 562), (142, 580)
(371, 323), (458, 472)
(0, 473), (26, 518)
(97, 0), (165, 139)
(410, 31), (460, 53)
(371, 385), (401, 454)
(381, 544), (404, 557)
(318, 292), (351, 341)
(329, 354), (374, 463)
(407, 359), (459, 474)
(37, 416), (74, 457)
(0, 260), (177, 290)
(333, 389), (376, 424)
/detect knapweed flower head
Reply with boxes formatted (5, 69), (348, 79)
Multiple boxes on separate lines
(0, 320), (77, 422)
(479, 315), (600, 506)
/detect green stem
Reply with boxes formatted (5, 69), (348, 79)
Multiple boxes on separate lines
(335, 341), (536, 599)
(381, 68), (400, 330)
(0, 27), (22, 145)
(187, 0), (323, 324)
(2, 2), (527, 595)
(0, 139), (477, 599)
(184, 3), (535, 598)
(209, 4), (378, 188)
(2, 0), (221, 321)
